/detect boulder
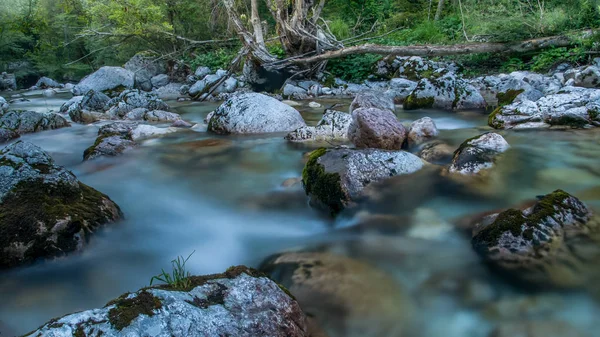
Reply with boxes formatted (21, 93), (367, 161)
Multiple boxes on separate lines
(376, 55), (458, 80)
(105, 90), (170, 119)
(124, 108), (181, 122)
(154, 82), (184, 100)
(286, 110), (352, 142)
(0, 141), (122, 269)
(472, 190), (600, 288)
(130, 124), (178, 141)
(302, 148), (424, 214)
(194, 66), (211, 78)
(489, 86), (600, 129)
(73, 66), (135, 95)
(283, 84), (308, 100)
(404, 71), (486, 110)
(449, 133), (509, 175)
(349, 90), (395, 113)
(84, 123), (138, 161)
(124, 53), (168, 91)
(35, 76), (61, 89)
(188, 73), (226, 97)
(59, 96), (83, 115)
(0, 72), (17, 90)
(570, 65), (600, 88)
(151, 74), (170, 88)
(261, 252), (412, 337)
(408, 117), (439, 145)
(0, 96), (8, 113)
(0, 110), (70, 137)
(385, 78), (418, 103)
(27, 266), (308, 336)
(348, 107), (407, 150)
(0, 128), (19, 143)
(68, 90), (111, 123)
(418, 141), (454, 164)
(208, 93), (306, 134)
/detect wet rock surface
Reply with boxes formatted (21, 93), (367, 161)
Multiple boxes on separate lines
(73, 66), (135, 95)
(28, 266), (308, 337)
(348, 107), (407, 150)
(0, 141), (122, 269)
(0, 110), (70, 138)
(286, 110), (352, 142)
(449, 133), (510, 175)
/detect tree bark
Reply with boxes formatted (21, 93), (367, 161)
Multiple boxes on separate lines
(250, 0), (265, 46)
(289, 31), (592, 65)
(434, 0), (445, 21)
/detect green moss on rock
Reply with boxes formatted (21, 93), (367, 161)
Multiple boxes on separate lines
(496, 89), (524, 106)
(403, 95), (435, 110)
(0, 180), (122, 268)
(301, 148), (346, 215)
(108, 291), (162, 330)
(488, 107), (505, 129)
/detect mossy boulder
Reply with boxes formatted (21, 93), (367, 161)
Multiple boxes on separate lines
(471, 190), (600, 288)
(404, 71), (486, 111)
(302, 148), (425, 215)
(208, 93), (306, 134)
(260, 252), (413, 337)
(0, 141), (122, 269)
(449, 133), (509, 175)
(0, 110), (69, 139)
(286, 110), (352, 142)
(68, 90), (111, 123)
(105, 89), (170, 119)
(27, 266), (308, 336)
(489, 86), (600, 129)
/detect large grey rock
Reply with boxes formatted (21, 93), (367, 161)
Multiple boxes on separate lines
(208, 93), (306, 134)
(0, 141), (122, 268)
(405, 71), (486, 110)
(384, 78), (417, 103)
(105, 90), (170, 118)
(489, 86), (600, 129)
(376, 56), (458, 80)
(571, 65), (600, 88)
(449, 133), (509, 175)
(0, 110), (70, 136)
(472, 190), (600, 288)
(472, 73), (552, 107)
(124, 108), (181, 122)
(194, 66), (211, 78)
(302, 148), (424, 214)
(125, 53), (168, 91)
(27, 266), (308, 336)
(151, 74), (170, 88)
(349, 90), (395, 113)
(188, 73), (226, 97)
(0, 72), (17, 90)
(84, 123), (138, 161)
(408, 117), (439, 145)
(73, 67), (135, 95)
(0, 96), (8, 113)
(283, 84), (308, 99)
(35, 77), (61, 89)
(349, 107), (407, 150)
(154, 82), (184, 100)
(68, 90), (111, 123)
(286, 110), (352, 142)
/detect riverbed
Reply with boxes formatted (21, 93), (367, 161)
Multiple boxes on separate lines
(1, 90), (599, 336)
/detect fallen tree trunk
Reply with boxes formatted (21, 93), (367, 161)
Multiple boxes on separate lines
(288, 30), (595, 65)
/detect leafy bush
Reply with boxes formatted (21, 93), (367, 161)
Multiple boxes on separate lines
(501, 58), (527, 73)
(329, 18), (352, 40)
(327, 54), (382, 82)
(191, 49), (237, 71)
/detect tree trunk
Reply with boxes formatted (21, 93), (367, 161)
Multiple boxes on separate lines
(250, 0), (265, 46)
(435, 0), (445, 21)
(289, 30), (592, 65)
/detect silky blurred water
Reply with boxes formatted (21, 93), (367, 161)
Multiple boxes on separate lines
(0, 91), (599, 336)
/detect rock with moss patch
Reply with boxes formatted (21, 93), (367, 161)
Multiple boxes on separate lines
(286, 110), (352, 142)
(348, 107), (407, 150)
(28, 266), (308, 336)
(568, 65), (600, 88)
(68, 90), (111, 123)
(471, 190), (600, 288)
(59, 96), (83, 114)
(404, 71), (486, 110)
(73, 66), (135, 96)
(489, 86), (600, 129)
(376, 56), (458, 80)
(408, 117), (439, 146)
(349, 90), (395, 113)
(0, 110), (70, 137)
(83, 123), (139, 161)
(384, 78), (418, 103)
(302, 147), (424, 214)
(261, 252), (413, 337)
(208, 93), (306, 134)
(35, 77), (62, 89)
(418, 140), (455, 164)
(449, 133), (509, 175)
(0, 141), (122, 269)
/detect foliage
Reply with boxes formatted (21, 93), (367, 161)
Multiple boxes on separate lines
(190, 49), (237, 72)
(327, 54), (382, 82)
(150, 251), (195, 290)
(501, 58), (527, 73)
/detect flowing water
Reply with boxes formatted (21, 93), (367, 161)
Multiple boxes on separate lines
(0, 91), (599, 336)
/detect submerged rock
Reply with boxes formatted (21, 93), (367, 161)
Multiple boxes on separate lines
(471, 190), (600, 289)
(73, 66), (135, 95)
(84, 123), (139, 161)
(404, 71), (486, 110)
(348, 107), (407, 150)
(208, 93), (306, 134)
(349, 90), (395, 113)
(261, 252), (412, 337)
(286, 110), (352, 142)
(408, 116), (439, 146)
(29, 266), (308, 336)
(302, 148), (424, 214)
(489, 86), (600, 129)
(0, 141), (122, 269)
(418, 141), (455, 164)
(0, 110), (70, 137)
(449, 133), (509, 175)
